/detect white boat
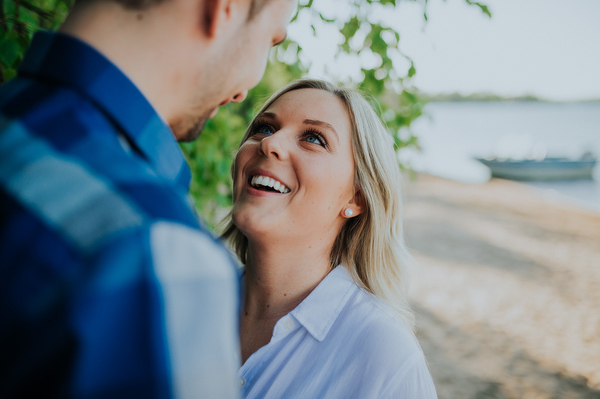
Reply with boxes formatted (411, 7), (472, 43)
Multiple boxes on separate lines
(475, 155), (597, 181)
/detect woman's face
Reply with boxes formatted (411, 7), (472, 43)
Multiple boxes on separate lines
(232, 88), (357, 247)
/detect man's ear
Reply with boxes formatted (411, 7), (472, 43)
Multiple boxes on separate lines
(201, 0), (231, 38)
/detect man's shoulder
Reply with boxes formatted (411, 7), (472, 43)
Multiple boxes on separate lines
(0, 78), (201, 253)
(0, 76), (128, 176)
(1, 75), (108, 130)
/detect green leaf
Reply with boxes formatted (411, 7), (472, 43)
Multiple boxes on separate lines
(2, 66), (17, 82)
(407, 62), (416, 78)
(466, 0), (492, 18)
(318, 13), (335, 23)
(0, 38), (21, 66)
(340, 17), (360, 42)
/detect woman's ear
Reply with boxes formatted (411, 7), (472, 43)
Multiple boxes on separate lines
(341, 190), (365, 218)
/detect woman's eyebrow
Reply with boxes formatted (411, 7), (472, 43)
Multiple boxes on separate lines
(258, 112), (278, 121)
(304, 119), (339, 142)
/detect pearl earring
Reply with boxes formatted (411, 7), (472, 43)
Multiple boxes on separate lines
(344, 208), (353, 217)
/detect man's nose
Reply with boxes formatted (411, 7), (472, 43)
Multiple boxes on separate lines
(231, 91), (248, 103)
(219, 91), (248, 107)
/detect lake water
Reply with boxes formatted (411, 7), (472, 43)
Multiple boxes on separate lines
(400, 101), (600, 213)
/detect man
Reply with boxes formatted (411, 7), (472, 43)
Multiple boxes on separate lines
(0, 0), (295, 397)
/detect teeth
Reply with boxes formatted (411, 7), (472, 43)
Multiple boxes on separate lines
(250, 174), (290, 193)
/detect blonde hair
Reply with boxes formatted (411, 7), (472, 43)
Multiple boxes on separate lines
(222, 79), (416, 331)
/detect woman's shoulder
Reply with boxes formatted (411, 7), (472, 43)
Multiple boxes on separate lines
(301, 264), (422, 364)
(343, 286), (420, 354)
(325, 280), (437, 397)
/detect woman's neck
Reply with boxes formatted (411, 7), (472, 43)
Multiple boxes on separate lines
(239, 239), (332, 364)
(243, 241), (331, 319)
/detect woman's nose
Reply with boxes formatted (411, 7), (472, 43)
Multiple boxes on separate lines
(258, 133), (289, 160)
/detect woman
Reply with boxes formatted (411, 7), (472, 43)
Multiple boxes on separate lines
(222, 79), (437, 398)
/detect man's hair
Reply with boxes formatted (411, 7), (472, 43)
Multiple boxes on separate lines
(119, 0), (162, 9)
(75, 0), (163, 10)
(79, 0), (273, 17)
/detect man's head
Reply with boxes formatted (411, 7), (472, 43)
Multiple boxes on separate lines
(63, 0), (297, 141)
(168, 0), (296, 141)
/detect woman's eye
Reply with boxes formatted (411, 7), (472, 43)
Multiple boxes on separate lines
(305, 134), (323, 146)
(253, 123), (275, 136)
(304, 130), (327, 148)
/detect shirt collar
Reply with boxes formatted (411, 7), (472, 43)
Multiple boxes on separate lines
(18, 31), (191, 190)
(291, 265), (357, 342)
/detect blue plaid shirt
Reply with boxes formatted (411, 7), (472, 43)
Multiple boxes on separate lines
(0, 31), (240, 398)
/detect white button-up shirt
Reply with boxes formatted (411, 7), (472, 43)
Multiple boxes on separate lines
(238, 265), (438, 398)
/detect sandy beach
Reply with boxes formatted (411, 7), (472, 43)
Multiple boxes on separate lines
(404, 174), (600, 399)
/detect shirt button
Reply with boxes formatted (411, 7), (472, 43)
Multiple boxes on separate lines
(284, 319), (294, 330)
(239, 378), (246, 388)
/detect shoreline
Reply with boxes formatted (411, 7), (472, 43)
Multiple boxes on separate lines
(404, 174), (600, 398)
(522, 179), (600, 215)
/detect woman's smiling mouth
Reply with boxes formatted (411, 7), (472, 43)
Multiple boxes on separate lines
(249, 175), (290, 194)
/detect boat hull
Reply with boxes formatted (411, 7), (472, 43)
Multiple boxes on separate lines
(476, 158), (597, 181)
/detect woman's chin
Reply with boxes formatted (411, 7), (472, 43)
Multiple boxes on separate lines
(242, 224), (279, 244)
(233, 212), (274, 241)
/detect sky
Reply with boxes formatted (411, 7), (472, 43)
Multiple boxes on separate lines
(288, 0), (600, 101)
